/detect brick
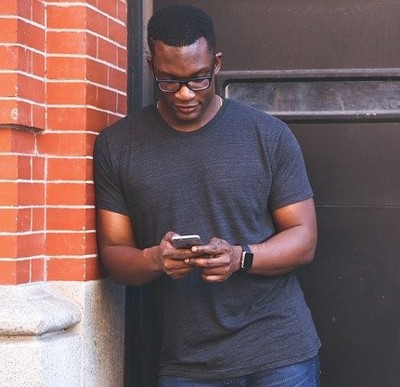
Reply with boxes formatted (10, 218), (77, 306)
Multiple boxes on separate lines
(97, 0), (118, 20)
(46, 107), (87, 130)
(1, 155), (33, 180)
(31, 257), (45, 282)
(0, 182), (18, 205)
(0, 0), (17, 14)
(0, 260), (17, 285)
(38, 132), (89, 155)
(118, 46), (127, 70)
(47, 5), (87, 29)
(0, 18), (18, 43)
(32, 0), (45, 26)
(17, 208), (32, 232)
(47, 56), (87, 80)
(0, 99), (18, 125)
(87, 84), (117, 111)
(17, 233), (45, 257)
(84, 256), (104, 281)
(0, 127), (12, 151)
(47, 256), (102, 281)
(11, 128), (37, 153)
(86, 33), (97, 59)
(0, 72), (18, 96)
(18, 73), (45, 103)
(47, 207), (95, 231)
(0, 154), (18, 179)
(16, 259), (30, 284)
(18, 155), (32, 179)
(15, 99), (33, 127)
(86, 159), (94, 181)
(9, 127), (37, 153)
(98, 37), (117, 65)
(108, 66), (126, 91)
(18, 0), (32, 20)
(108, 113), (122, 127)
(117, 0), (127, 24)
(85, 133), (97, 157)
(0, 46), (18, 69)
(14, 47), (45, 80)
(47, 82), (87, 105)
(117, 93), (127, 115)
(46, 182), (93, 205)
(18, 20), (45, 52)
(47, 31), (87, 55)
(87, 59), (108, 85)
(32, 103), (45, 130)
(32, 156), (45, 180)
(86, 108), (109, 132)
(47, 157), (90, 181)
(86, 8), (108, 37)
(0, 235), (17, 257)
(0, 208), (18, 232)
(32, 50), (45, 77)
(32, 207), (45, 231)
(109, 18), (127, 47)
(17, 182), (45, 206)
(45, 231), (96, 256)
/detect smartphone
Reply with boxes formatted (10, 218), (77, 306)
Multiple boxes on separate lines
(172, 234), (203, 249)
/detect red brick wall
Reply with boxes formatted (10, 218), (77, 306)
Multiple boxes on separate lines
(0, 0), (127, 284)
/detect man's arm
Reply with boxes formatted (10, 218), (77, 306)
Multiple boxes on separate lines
(249, 197), (317, 276)
(188, 197), (317, 281)
(96, 209), (198, 286)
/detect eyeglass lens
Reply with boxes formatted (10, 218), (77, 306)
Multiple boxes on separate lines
(157, 78), (211, 93)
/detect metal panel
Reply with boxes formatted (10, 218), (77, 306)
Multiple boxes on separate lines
(297, 207), (400, 387)
(221, 71), (400, 122)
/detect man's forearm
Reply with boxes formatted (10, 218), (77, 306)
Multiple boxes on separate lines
(248, 225), (317, 277)
(100, 245), (163, 286)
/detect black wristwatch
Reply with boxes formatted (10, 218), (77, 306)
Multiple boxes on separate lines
(238, 244), (254, 272)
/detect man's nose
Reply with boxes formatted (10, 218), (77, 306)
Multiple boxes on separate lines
(176, 84), (195, 99)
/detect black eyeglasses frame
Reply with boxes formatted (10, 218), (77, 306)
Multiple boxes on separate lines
(151, 55), (216, 93)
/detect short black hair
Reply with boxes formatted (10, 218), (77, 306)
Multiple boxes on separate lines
(147, 5), (216, 54)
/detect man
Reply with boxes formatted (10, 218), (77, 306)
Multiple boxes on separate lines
(94, 4), (321, 386)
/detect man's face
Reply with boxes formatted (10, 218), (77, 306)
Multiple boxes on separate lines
(149, 37), (222, 131)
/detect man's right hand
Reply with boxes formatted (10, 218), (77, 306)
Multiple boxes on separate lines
(154, 231), (201, 280)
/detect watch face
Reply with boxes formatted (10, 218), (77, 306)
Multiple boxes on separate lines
(241, 251), (254, 270)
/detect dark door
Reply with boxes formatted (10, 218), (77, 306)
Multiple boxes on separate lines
(128, 1), (400, 386)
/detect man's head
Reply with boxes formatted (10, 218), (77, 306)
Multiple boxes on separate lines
(147, 4), (216, 54)
(146, 5), (222, 132)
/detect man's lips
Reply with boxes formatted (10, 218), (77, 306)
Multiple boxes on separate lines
(175, 104), (197, 113)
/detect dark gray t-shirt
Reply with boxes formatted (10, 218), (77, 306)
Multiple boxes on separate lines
(94, 99), (320, 378)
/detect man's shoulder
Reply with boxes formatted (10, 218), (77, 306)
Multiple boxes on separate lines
(97, 105), (154, 141)
(226, 98), (285, 126)
(225, 98), (290, 141)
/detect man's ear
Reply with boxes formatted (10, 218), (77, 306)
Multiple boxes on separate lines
(146, 54), (153, 71)
(214, 52), (223, 74)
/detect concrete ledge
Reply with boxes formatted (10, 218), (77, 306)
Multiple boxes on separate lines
(0, 283), (81, 336)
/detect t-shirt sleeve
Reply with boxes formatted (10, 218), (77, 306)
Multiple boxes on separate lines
(268, 123), (313, 210)
(93, 131), (129, 215)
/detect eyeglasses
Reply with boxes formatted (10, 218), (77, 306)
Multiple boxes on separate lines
(152, 56), (216, 93)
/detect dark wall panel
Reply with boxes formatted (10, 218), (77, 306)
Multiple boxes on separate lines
(154, 0), (400, 70)
(292, 122), (400, 206)
(298, 207), (400, 387)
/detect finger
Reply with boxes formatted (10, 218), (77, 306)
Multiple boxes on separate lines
(201, 273), (226, 282)
(186, 256), (226, 268)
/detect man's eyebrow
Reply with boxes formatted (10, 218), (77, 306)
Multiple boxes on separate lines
(156, 66), (211, 80)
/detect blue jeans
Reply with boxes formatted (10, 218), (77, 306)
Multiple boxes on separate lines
(159, 356), (320, 387)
